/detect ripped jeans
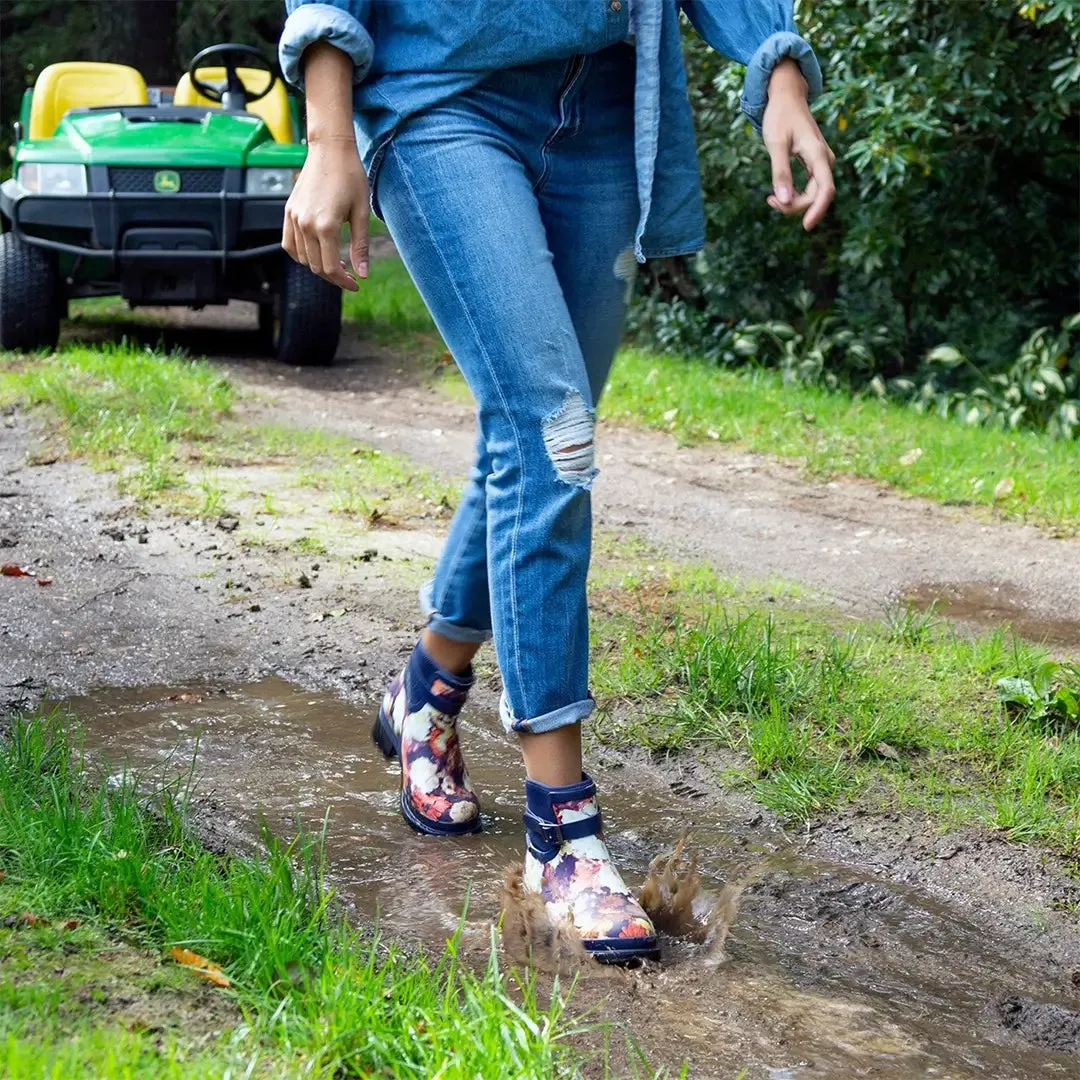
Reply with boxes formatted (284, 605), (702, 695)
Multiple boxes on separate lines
(376, 44), (638, 735)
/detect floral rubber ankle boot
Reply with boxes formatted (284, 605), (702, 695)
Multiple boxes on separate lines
(372, 643), (481, 836)
(523, 773), (659, 963)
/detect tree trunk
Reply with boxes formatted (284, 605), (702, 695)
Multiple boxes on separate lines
(95, 0), (179, 85)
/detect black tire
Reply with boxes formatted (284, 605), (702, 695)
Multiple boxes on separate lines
(0, 232), (60, 352)
(276, 256), (342, 366)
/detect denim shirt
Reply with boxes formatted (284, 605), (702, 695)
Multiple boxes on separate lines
(279, 1), (822, 261)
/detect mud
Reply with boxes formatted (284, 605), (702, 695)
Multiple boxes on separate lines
(55, 678), (1080, 1078)
(903, 580), (1080, 650)
(639, 838), (744, 965)
(4, 304), (1080, 1075)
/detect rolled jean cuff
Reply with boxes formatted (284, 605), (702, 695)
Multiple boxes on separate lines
(500, 692), (595, 735)
(419, 580), (493, 644)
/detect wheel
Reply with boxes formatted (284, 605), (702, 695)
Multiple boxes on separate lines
(276, 255), (342, 366)
(0, 232), (60, 351)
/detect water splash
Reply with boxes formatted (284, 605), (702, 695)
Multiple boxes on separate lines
(639, 836), (745, 966)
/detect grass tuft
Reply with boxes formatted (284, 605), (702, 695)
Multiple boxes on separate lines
(591, 563), (1080, 850)
(0, 341), (233, 499)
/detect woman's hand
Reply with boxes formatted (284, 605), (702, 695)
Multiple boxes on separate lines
(283, 138), (369, 292)
(762, 59), (836, 231)
(281, 40), (368, 291)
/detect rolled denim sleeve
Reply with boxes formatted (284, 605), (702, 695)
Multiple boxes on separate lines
(278, 1), (373, 89)
(680, 2), (823, 133)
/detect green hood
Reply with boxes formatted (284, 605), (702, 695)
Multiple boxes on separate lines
(19, 108), (295, 167)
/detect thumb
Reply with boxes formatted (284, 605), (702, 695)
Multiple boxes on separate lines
(768, 139), (795, 206)
(349, 202), (370, 280)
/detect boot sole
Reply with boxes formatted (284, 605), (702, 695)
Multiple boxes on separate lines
(585, 938), (661, 965)
(373, 705), (482, 837)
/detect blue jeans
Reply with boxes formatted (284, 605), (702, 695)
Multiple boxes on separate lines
(376, 44), (638, 735)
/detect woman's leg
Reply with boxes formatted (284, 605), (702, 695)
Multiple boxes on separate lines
(380, 114), (598, 742)
(377, 50), (656, 962)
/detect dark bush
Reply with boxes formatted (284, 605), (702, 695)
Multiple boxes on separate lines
(637, 0), (1080, 435)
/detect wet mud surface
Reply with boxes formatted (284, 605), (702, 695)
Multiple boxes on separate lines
(903, 581), (1080, 651)
(60, 679), (1080, 1078)
(4, 307), (1080, 1075)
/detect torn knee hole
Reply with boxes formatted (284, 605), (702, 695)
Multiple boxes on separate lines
(543, 391), (597, 487)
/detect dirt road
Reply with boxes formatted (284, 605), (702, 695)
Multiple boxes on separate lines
(3, 310), (1079, 1077)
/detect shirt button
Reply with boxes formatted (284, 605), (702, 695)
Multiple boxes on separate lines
(610, 0), (622, 10)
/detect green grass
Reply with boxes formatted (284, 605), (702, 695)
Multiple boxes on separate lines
(0, 342), (233, 499)
(341, 255), (438, 348)
(601, 348), (1080, 532)
(590, 561), (1080, 853)
(0, 713), (585, 1079)
(0, 343), (456, 521)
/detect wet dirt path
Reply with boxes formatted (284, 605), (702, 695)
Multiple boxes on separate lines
(2, 307), (1080, 1076)
(62, 678), (1080, 1077)
(205, 309), (1080, 652)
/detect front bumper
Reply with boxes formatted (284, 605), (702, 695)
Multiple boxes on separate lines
(0, 173), (286, 267)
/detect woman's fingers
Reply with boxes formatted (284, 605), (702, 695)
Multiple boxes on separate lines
(799, 141), (836, 231)
(282, 213), (295, 263)
(349, 201), (370, 280)
(766, 137), (795, 207)
(764, 142), (836, 231)
(317, 221), (358, 291)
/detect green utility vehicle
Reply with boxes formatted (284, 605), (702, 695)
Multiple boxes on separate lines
(0, 44), (341, 364)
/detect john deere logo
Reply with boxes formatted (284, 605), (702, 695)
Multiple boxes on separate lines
(153, 170), (181, 193)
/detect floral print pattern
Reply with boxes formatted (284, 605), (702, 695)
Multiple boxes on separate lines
(382, 671), (479, 830)
(524, 792), (656, 946)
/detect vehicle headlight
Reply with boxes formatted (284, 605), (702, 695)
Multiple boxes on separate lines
(245, 168), (297, 196)
(17, 163), (88, 195)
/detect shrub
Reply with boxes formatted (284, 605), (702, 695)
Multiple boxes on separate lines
(637, 0), (1080, 435)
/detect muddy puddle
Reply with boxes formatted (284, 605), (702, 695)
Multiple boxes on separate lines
(903, 581), (1080, 652)
(63, 677), (1079, 1078)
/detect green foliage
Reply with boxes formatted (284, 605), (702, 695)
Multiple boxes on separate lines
(638, 0), (1080, 436)
(998, 661), (1080, 730)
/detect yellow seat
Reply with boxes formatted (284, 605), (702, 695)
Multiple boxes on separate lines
(29, 61), (148, 140)
(174, 67), (293, 143)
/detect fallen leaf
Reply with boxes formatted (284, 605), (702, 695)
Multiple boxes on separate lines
(62, 919), (80, 930)
(36, 577), (53, 586)
(875, 741), (901, 761)
(898, 448), (923, 466)
(170, 946), (231, 987)
(993, 476), (1015, 500)
(1, 563), (32, 577)
(327, 607), (348, 618)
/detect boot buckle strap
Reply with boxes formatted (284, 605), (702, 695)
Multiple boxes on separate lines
(523, 809), (602, 847)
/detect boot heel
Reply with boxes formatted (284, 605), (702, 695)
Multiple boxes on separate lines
(372, 706), (400, 760)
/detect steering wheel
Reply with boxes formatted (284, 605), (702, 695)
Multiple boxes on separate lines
(187, 43), (280, 112)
